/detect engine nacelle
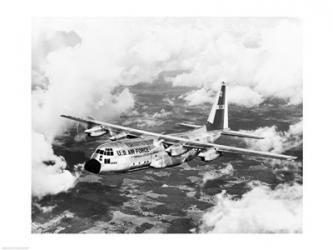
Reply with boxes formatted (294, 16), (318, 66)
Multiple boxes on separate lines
(150, 159), (167, 168)
(150, 154), (169, 168)
(198, 148), (221, 161)
(84, 125), (108, 137)
(109, 131), (129, 141)
(165, 144), (187, 156)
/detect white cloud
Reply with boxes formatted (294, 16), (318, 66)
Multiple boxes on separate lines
(182, 85), (264, 107)
(34, 203), (57, 213)
(228, 85), (263, 107)
(32, 20), (140, 198)
(243, 120), (303, 153)
(32, 18), (302, 135)
(152, 108), (172, 119)
(252, 20), (302, 102)
(34, 18), (302, 108)
(163, 97), (175, 105)
(169, 19), (301, 105)
(122, 109), (170, 128)
(181, 88), (215, 106)
(200, 182), (302, 233)
(202, 163), (234, 184)
(32, 132), (79, 198)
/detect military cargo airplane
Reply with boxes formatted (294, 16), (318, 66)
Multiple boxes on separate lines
(61, 82), (296, 174)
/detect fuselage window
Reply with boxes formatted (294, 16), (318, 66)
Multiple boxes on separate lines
(104, 159), (110, 164)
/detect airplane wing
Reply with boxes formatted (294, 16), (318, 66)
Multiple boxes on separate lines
(177, 123), (202, 129)
(61, 115), (296, 161)
(177, 124), (263, 139)
(221, 130), (264, 139)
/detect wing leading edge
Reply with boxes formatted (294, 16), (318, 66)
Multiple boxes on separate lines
(61, 115), (296, 161)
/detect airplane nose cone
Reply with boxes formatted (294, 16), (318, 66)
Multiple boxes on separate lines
(84, 159), (101, 174)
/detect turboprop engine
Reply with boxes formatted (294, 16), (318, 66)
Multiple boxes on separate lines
(109, 131), (129, 141)
(84, 125), (108, 137)
(165, 144), (188, 156)
(198, 148), (221, 161)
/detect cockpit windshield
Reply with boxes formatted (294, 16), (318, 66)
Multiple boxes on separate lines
(95, 148), (113, 156)
(104, 148), (114, 156)
(95, 149), (104, 155)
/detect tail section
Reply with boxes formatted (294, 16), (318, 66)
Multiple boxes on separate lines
(206, 82), (228, 131)
(205, 82), (264, 139)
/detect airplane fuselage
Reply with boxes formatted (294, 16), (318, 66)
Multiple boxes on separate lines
(84, 127), (221, 174)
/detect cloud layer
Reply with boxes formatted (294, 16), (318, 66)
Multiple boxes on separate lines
(32, 132), (79, 198)
(200, 181), (302, 233)
(181, 85), (265, 107)
(243, 120), (303, 153)
(32, 18), (302, 136)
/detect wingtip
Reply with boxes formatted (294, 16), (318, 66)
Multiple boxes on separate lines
(60, 114), (75, 120)
(286, 155), (298, 161)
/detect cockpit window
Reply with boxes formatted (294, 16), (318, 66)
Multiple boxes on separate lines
(104, 148), (114, 156)
(96, 148), (113, 155)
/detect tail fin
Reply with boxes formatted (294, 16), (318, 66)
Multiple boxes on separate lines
(206, 82), (228, 131)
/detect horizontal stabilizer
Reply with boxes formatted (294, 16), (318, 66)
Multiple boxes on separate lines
(177, 123), (201, 129)
(221, 130), (264, 139)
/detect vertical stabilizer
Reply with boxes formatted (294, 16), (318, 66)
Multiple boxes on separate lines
(206, 82), (228, 131)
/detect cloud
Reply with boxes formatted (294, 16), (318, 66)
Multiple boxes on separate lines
(122, 108), (170, 128)
(181, 88), (215, 106)
(32, 84), (133, 198)
(200, 181), (302, 233)
(163, 97), (175, 105)
(228, 86), (263, 107)
(152, 108), (172, 119)
(32, 20), (138, 198)
(33, 18), (302, 134)
(32, 132), (79, 198)
(34, 203), (57, 213)
(202, 163), (234, 184)
(35, 18), (302, 107)
(242, 120), (303, 153)
(182, 85), (264, 107)
(170, 19), (302, 105)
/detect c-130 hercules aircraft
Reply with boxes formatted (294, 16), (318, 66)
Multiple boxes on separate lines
(61, 82), (296, 174)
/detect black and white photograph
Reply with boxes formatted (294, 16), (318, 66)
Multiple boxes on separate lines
(1, 0), (333, 249)
(31, 17), (302, 233)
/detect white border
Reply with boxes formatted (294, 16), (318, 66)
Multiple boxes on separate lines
(1, 0), (333, 249)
